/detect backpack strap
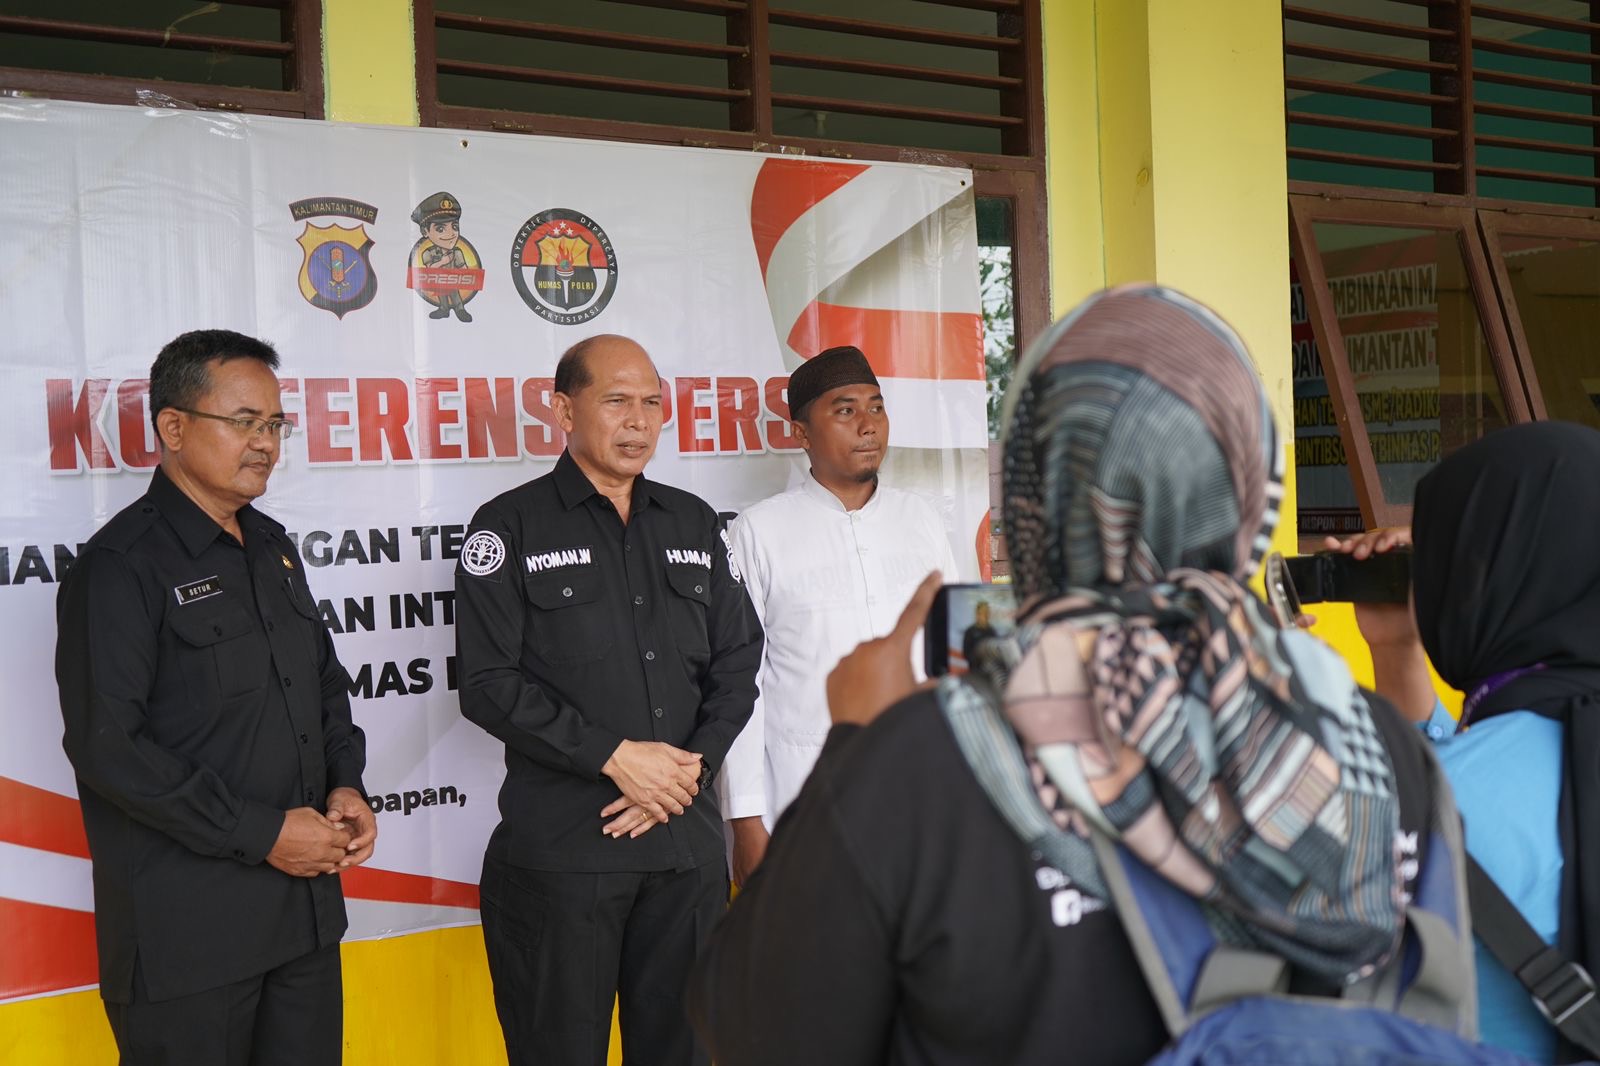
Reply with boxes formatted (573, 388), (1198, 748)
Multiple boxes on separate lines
(1467, 855), (1600, 1058)
(1088, 831), (1199, 1037)
(1189, 948), (1290, 1015)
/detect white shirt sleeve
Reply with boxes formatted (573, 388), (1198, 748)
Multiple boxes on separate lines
(716, 513), (769, 822)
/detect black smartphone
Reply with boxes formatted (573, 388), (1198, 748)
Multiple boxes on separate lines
(1283, 550), (1412, 605)
(1264, 552), (1303, 627)
(924, 583), (1019, 677)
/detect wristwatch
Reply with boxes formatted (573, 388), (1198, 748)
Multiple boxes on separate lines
(697, 757), (714, 793)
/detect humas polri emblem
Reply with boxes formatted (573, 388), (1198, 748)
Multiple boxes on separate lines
(510, 209), (618, 325)
(290, 197), (378, 319)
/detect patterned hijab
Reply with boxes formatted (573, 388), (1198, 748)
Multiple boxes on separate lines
(963, 286), (1404, 981)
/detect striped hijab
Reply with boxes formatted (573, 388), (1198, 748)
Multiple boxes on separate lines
(968, 286), (1404, 981)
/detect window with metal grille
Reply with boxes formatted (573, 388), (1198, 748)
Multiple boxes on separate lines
(0, 1), (323, 118)
(1286, 0), (1600, 207)
(1283, 0), (1600, 538)
(417, 0), (1041, 162)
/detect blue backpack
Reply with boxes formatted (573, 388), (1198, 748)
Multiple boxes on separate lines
(942, 678), (1559, 1066)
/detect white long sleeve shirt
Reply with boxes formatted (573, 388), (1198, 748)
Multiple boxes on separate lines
(718, 472), (960, 827)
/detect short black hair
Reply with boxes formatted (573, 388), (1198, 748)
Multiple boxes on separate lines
(148, 329), (280, 437)
(554, 334), (635, 396)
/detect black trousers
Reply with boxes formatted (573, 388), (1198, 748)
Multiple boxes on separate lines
(479, 854), (727, 1066)
(103, 943), (342, 1066)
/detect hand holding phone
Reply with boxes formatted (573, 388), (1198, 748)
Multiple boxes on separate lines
(826, 572), (942, 727)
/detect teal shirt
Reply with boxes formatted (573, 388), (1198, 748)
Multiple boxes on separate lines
(1424, 701), (1565, 1063)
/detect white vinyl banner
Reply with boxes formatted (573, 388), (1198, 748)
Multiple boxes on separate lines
(0, 99), (986, 1001)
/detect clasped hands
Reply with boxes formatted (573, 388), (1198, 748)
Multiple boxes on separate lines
(266, 786), (379, 878)
(599, 739), (703, 839)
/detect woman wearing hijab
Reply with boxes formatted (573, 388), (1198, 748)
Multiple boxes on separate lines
(688, 285), (1430, 1066)
(1348, 421), (1600, 1063)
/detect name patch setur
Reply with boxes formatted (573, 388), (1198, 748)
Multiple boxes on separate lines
(174, 575), (224, 606)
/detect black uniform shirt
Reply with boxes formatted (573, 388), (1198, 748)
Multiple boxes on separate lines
(689, 689), (1438, 1066)
(55, 466), (366, 1004)
(455, 450), (762, 874)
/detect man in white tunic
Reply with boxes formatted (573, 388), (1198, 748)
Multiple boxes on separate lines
(717, 346), (959, 886)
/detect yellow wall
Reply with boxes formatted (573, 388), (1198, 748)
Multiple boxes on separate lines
(1045, 0), (1298, 561)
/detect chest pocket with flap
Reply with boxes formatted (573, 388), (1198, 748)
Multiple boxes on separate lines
(167, 601), (270, 706)
(526, 572), (613, 666)
(663, 565), (711, 662)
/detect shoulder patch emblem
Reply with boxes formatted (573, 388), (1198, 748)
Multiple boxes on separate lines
(461, 531), (507, 576)
(719, 528), (743, 584)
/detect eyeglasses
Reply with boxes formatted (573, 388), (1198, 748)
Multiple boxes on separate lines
(176, 408), (295, 441)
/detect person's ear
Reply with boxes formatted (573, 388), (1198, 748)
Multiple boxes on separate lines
(551, 392), (577, 435)
(155, 408), (185, 452)
(792, 418), (811, 453)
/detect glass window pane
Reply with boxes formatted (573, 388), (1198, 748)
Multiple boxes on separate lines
(1498, 233), (1600, 430)
(1308, 222), (1513, 508)
(1292, 260), (1364, 536)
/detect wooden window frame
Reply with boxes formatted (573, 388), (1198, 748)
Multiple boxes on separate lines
(415, 1), (1045, 166)
(1474, 208), (1600, 421)
(1288, 191), (1529, 534)
(0, 4), (325, 119)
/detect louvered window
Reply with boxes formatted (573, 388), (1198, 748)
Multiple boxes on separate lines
(0, 1), (323, 117)
(417, 0), (1042, 164)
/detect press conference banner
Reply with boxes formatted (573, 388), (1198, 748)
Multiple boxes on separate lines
(0, 99), (987, 1001)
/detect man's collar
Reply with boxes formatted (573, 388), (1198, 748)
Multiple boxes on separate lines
(802, 468), (880, 514)
(148, 465), (252, 557)
(553, 449), (672, 513)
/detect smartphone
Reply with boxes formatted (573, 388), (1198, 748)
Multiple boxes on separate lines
(924, 583), (1019, 677)
(1282, 550), (1412, 606)
(1264, 552), (1303, 628)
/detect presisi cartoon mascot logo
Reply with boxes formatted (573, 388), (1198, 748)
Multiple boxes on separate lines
(510, 209), (618, 325)
(407, 191), (484, 323)
(290, 197), (379, 319)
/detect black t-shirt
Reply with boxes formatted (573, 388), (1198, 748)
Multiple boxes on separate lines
(689, 689), (1169, 1066)
(689, 684), (1435, 1066)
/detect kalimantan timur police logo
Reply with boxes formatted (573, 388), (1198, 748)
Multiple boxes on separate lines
(290, 197), (379, 319)
(510, 209), (618, 325)
(407, 191), (484, 323)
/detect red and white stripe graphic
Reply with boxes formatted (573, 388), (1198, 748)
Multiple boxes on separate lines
(0, 775), (482, 1002)
(750, 159), (987, 451)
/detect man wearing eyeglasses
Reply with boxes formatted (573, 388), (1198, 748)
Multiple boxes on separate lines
(54, 329), (375, 1066)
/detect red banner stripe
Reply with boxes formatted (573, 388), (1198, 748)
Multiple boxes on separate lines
(0, 898), (98, 1000)
(750, 159), (869, 280)
(340, 865), (480, 911)
(0, 777), (89, 860)
(786, 303), (985, 382)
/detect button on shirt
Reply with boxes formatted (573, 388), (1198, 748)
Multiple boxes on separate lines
(717, 472), (959, 827)
(55, 467), (366, 1004)
(454, 450), (762, 873)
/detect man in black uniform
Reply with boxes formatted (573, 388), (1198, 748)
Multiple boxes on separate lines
(54, 329), (376, 1065)
(455, 333), (761, 1066)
